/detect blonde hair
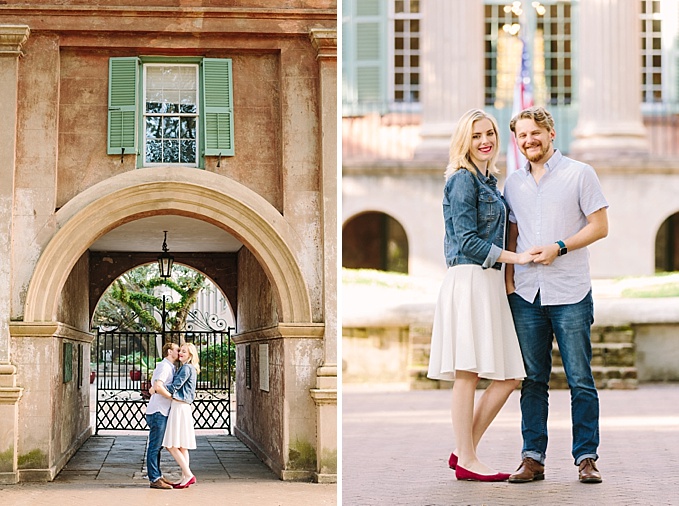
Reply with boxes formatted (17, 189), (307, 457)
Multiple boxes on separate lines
(181, 342), (201, 375)
(445, 108), (500, 179)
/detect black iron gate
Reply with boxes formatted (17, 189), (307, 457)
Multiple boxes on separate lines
(94, 322), (234, 433)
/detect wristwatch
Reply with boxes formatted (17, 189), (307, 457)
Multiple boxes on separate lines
(556, 240), (568, 256)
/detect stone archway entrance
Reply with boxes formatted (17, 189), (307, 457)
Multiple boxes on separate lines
(9, 168), (324, 482)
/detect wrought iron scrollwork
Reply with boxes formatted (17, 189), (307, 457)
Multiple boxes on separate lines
(186, 309), (228, 332)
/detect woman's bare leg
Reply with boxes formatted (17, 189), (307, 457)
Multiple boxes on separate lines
(452, 370), (494, 475)
(167, 446), (193, 483)
(452, 377), (520, 469)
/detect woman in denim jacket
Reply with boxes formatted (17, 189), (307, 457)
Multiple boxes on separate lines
(427, 109), (536, 482)
(151, 342), (200, 488)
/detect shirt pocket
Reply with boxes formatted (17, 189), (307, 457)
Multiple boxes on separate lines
(477, 188), (499, 226)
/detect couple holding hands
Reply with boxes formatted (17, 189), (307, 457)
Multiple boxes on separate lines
(427, 106), (608, 484)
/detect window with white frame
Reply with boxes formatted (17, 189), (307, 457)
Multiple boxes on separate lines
(389, 0), (421, 106)
(342, 0), (421, 114)
(640, 0), (679, 107)
(108, 57), (234, 166)
(483, 1), (574, 108)
(641, 0), (663, 103)
(144, 64), (199, 166)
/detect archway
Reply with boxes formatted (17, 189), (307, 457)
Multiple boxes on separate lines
(91, 262), (236, 433)
(342, 211), (409, 273)
(655, 211), (679, 272)
(23, 168), (312, 325)
(14, 167), (318, 481)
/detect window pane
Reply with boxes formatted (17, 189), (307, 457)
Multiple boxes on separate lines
(146, 116), (162, 139)
(163, 117), (179, 139)
(146, 140), (162, 163)
(181, 117), (196, 139)
(181, 140), (196, 163)
(162, 140), (179, 163)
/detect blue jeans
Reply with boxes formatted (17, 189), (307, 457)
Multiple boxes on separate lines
(508, 290), (600, 466)
(146, 411), (168, 482)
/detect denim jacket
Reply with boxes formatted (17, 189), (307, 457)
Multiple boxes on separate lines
(166, 363), (197, 404)
(443, 167), (507, 270)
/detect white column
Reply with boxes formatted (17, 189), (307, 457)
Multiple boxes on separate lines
(569, 0), (649, 158)
(415, 0), (485, 159)
(0, 24), (29, 485)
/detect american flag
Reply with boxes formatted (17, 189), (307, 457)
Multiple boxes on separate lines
(506, 36), (534, 178)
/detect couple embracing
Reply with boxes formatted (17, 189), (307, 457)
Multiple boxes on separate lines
(146, 342), (201, 489)
(427, 106), (607, 484)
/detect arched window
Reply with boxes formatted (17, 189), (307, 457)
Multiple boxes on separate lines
(655, 212), (679, 271)
(342, 211), (409, 273)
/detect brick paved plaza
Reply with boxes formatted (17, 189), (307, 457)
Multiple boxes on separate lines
(343, 383), (679, 506)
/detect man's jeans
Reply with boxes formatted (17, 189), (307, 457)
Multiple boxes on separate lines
(508, 290), (600, 466)
(146, 411), (168, 482)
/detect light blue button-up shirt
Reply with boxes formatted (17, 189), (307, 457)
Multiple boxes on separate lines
(504, 150), (608, 306)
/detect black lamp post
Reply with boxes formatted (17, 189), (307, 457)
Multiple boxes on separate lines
(157, 230), (174, 279)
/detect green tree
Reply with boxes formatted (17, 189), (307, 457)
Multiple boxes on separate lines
(93, 264), (207, 337)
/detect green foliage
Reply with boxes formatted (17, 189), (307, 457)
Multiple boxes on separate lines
(621, 284), (679, 298)
(198, 341), (236, 388)
(93, 264), (207, 333)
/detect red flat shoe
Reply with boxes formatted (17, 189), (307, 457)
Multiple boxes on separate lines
(448, 453), (458, 470)
(173, 476), (196, 489)
(455, 465), (510, 482)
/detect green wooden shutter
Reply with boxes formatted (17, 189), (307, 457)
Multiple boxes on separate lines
(342, 0), (387, 115)
(202, 58), (234, 156)
(107, 57), (139, 154)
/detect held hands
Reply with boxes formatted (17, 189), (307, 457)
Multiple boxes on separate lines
(527, 243), (560, 266)
(516, 250), (538, 265)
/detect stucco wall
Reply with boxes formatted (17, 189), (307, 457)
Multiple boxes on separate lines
(342, 164), (446, 279)
(57, 253), (90, 330)
(343, 162), (679, 280)
(237, 247), (277, 333)
(56, 47), (286, 211)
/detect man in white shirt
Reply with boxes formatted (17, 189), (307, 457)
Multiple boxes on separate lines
(146, 342), (179, 489)
(504, 106), (608, 485)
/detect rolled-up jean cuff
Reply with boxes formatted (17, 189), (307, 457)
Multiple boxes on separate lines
(522, 451), (545, 466)
(575, 453), (598, 466)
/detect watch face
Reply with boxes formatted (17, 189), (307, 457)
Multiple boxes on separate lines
(559, 247), (567, 256)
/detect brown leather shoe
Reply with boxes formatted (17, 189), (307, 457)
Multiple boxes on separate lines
(159, 476), (178, 487)
(578, 458), (602, 483)
(508, 457), (545, 483)
(150, 478), (173, 489)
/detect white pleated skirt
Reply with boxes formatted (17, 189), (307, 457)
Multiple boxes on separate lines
(162, 400), (196, 449)
(427, 265), (526, 381)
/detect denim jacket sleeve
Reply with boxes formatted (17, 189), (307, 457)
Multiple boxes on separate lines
(167, 364), (195, 403)
(445, 169), (501, 268)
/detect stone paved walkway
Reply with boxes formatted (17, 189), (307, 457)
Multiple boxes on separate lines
(0, 435), (336, 505)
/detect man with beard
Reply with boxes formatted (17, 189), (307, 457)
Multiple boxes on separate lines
(146, 342), (179, 489)
(503, 106), (608, 484)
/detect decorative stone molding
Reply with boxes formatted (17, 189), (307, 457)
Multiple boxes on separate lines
(10, 322), (94, 343)
(309, 28), (337, 60)
(0, 25), (30, 57)
(23, 168), (313, 324)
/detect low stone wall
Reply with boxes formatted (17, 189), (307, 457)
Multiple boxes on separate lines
(343, 297), (679, 390)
